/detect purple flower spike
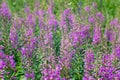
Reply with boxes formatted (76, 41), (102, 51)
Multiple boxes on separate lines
(0, 2), (12, 20)
(25, 72), (35, 79)
(88, 16), (95, 23)
(96, 12), (104, 22)
(83, 50), (95, 79)
(26, 13), (36, 27)
(102, 54), (113, 66)
(115, 45), (120, 59)
(48, 14), (58, 31)
(21, 47), (27, 56)
(0, 59), (6, 69)
(84, 49), (94, 71)
(0, 51), (5, 58)
(24, 7), (30, 15)
(92, 26), (101, 44)
(25, 28), (33, 37)
(110, 18), (119, 27)
(105, 28), (116, 42)
(8, 56), (16, 68)
(60, 9), (74, 32)
(84, 6), (90, 12)
(83, 74), (95, 80)
(9, 24), (18, 48)
(98, 66), (115, 79)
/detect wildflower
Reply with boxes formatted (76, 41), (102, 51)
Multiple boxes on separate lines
(98, 66), (115, 79)
(79, 25), (90, 39)
(92, 26), (101, 44)
(44, 32), (53, 46)
(8, 56), (16, 68)
(88, 16), (95, 23)
(21, 47), (27, 56)
(115, 45), (120, 59)
(42, 65), (62, 80)
(5, 55), (16, 68)
(24, 6), (30, 15)
(83, 50), (95, 80)
(0, 51), (5, 58)
(60, 9), (74, 32)
(96, 12), (104, 21)
(84, 49), (94, 71)
(110, 18), (118, 27)
(0, 59), (6, 69)
(9, 22), (18, 48)
(70, 32), (79, 46)
(48, 14), (58, 31)
(25, 27), (33, 37)
(105, 28), (116, 42)
(98, 54), (115, 79)
(114, 70), (120, 79)
(84, 6), (90, 12)
(36, 10), (44, 29)
(25, 72), (35, 79)
(26, 13), (36, 27)
(0, 2), (11, 20)
(83, 75), (95, 80)
(102, 54), (113, 66)
(36, 9), (44, 19)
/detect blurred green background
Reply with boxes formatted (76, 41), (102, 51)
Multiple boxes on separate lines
(1, 0), (120, 19)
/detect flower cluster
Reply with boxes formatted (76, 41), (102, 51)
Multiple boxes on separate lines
(0, 2), (11, 20)
(1, 1), (120, 80)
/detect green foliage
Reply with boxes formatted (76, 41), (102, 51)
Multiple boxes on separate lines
(70, 49), (85, 80)
(53, 28), (61, 56)
(5, 0), (120, 19)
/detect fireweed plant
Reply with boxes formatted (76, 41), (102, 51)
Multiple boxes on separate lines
(0, 0), (120, 80)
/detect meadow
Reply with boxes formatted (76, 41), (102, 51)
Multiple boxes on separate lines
(0, 0), (120, 80)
